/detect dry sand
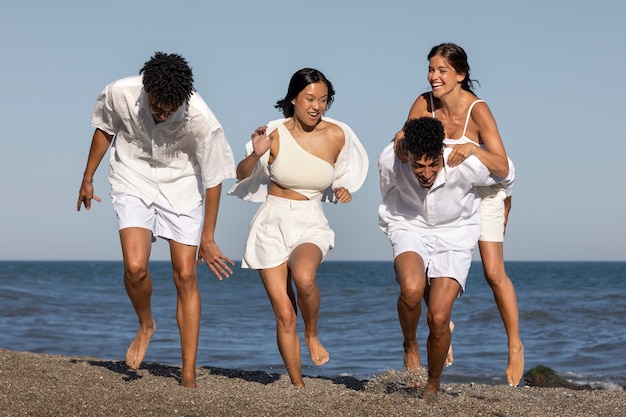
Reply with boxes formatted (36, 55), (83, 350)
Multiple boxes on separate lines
(0, 348), (623, 416)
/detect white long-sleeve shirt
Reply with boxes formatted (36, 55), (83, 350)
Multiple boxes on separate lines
(378, 142), (514, 251)
(91, 76), (236, 214)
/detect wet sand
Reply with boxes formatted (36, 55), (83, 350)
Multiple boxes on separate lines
(1, 348), (623, 416)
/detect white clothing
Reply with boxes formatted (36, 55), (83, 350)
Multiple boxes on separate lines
(429, 93), (515, 241)
(378, 142), (514, 260)
(240, 195), (334, 269)
(476, 185), (507, 242)
(389, 230), (473, 292)
(91, 75), (236, 214)
(431, 94), (515, 197)
(111, 190), (203, 246)
(269, 123), (335, 201)
(227, 117), (369, 203)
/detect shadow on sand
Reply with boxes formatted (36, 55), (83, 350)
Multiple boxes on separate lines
(75, 359), (368, 390)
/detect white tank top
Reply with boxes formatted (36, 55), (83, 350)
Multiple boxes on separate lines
(429, 92), (484, 147)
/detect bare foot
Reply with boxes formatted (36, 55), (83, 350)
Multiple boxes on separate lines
(403, 339), (421, 370)
(181, 367), (197, 388)
(445, 321), (455, 367)
(291, 379), (305, 388)
(125, 320), (156, 370)
(305, 336), (329, 366)
(421, 378), (440, 403)
(402, 339), (422, 388)
(505, 343), (524, 386)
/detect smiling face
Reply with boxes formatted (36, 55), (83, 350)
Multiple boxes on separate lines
(408, 151), (443, 188)
(427, 54), (466, 99)
(291, 81), (328, 127)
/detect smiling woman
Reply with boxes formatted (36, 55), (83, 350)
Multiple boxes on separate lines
(228, 67), (369, 388)
(378, 116), (515, 401)
(393, 42), (524, 388)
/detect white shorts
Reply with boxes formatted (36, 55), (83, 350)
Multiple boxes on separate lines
(242, 195), (334, 269)
(111, 190), (203, 246)
(477, 184), (506, 242)
(389, 229), (472, 294)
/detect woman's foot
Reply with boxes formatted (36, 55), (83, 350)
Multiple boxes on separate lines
(505, 343), (524, 386)
(305, 335), (329, 366)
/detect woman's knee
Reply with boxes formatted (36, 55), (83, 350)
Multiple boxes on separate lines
(292, 267), (319, 297)
(274, 305), (297, 330)
(483, 265), (510, 287)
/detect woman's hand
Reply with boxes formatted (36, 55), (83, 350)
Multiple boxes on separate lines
(251, 125), (272, 156)
(445, 142), (476, 167)
(334, 187), (352, 203)
(393, 130), (409, 163)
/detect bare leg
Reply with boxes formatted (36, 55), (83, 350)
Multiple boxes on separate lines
(260, 264), (305, 387)
(394, 252), (426, 387)
(120, 228), (156, 371)
(290, 244), (329, 367)
(170, 240), (202, 388)
(445, 321), (455, 367)
(422, 277), (459, 402)
(426, 284), (454, 367)
(479, 241), (524, 386)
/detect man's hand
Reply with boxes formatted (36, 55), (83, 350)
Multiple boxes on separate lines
(77, 180), (101, 211)
(197, 239), (235, 280)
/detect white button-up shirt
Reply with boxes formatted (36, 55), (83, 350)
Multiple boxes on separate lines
(378, 142), (514, 251)
(91, 76), (236, 214)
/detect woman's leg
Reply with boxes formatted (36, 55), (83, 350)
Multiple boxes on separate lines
(478, 240), (524, 386)
(259, 263), (305, 387)
(289, 244), (329, 367)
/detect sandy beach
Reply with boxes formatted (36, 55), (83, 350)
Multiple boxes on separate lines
(0, 348), (623, 417)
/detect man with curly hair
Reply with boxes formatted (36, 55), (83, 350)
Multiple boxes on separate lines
(77, 52), (236, 388)
(377, 117), (514, 401)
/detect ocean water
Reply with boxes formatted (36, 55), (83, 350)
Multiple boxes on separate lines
(0, 261), (624, 390)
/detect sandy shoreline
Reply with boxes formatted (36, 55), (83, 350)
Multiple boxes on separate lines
(0, 348), (623, 417)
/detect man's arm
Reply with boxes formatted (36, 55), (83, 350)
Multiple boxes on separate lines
(197, 183), (235, 280)
(77, 128), (113, 211)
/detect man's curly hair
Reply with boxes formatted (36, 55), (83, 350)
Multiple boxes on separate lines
(403, 117), (445, 160)
(140, 52), (194, 108)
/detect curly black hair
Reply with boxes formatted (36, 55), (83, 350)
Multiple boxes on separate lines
(403, 117), (445, 160)
(275, 68), (335, 117)
(140, 52), (194, 108)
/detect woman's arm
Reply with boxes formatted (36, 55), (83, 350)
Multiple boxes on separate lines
(458, 102), (509, 177)
(236, 126), (273, 180)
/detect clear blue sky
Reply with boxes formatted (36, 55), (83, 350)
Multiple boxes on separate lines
(1, 0), (624, 261)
